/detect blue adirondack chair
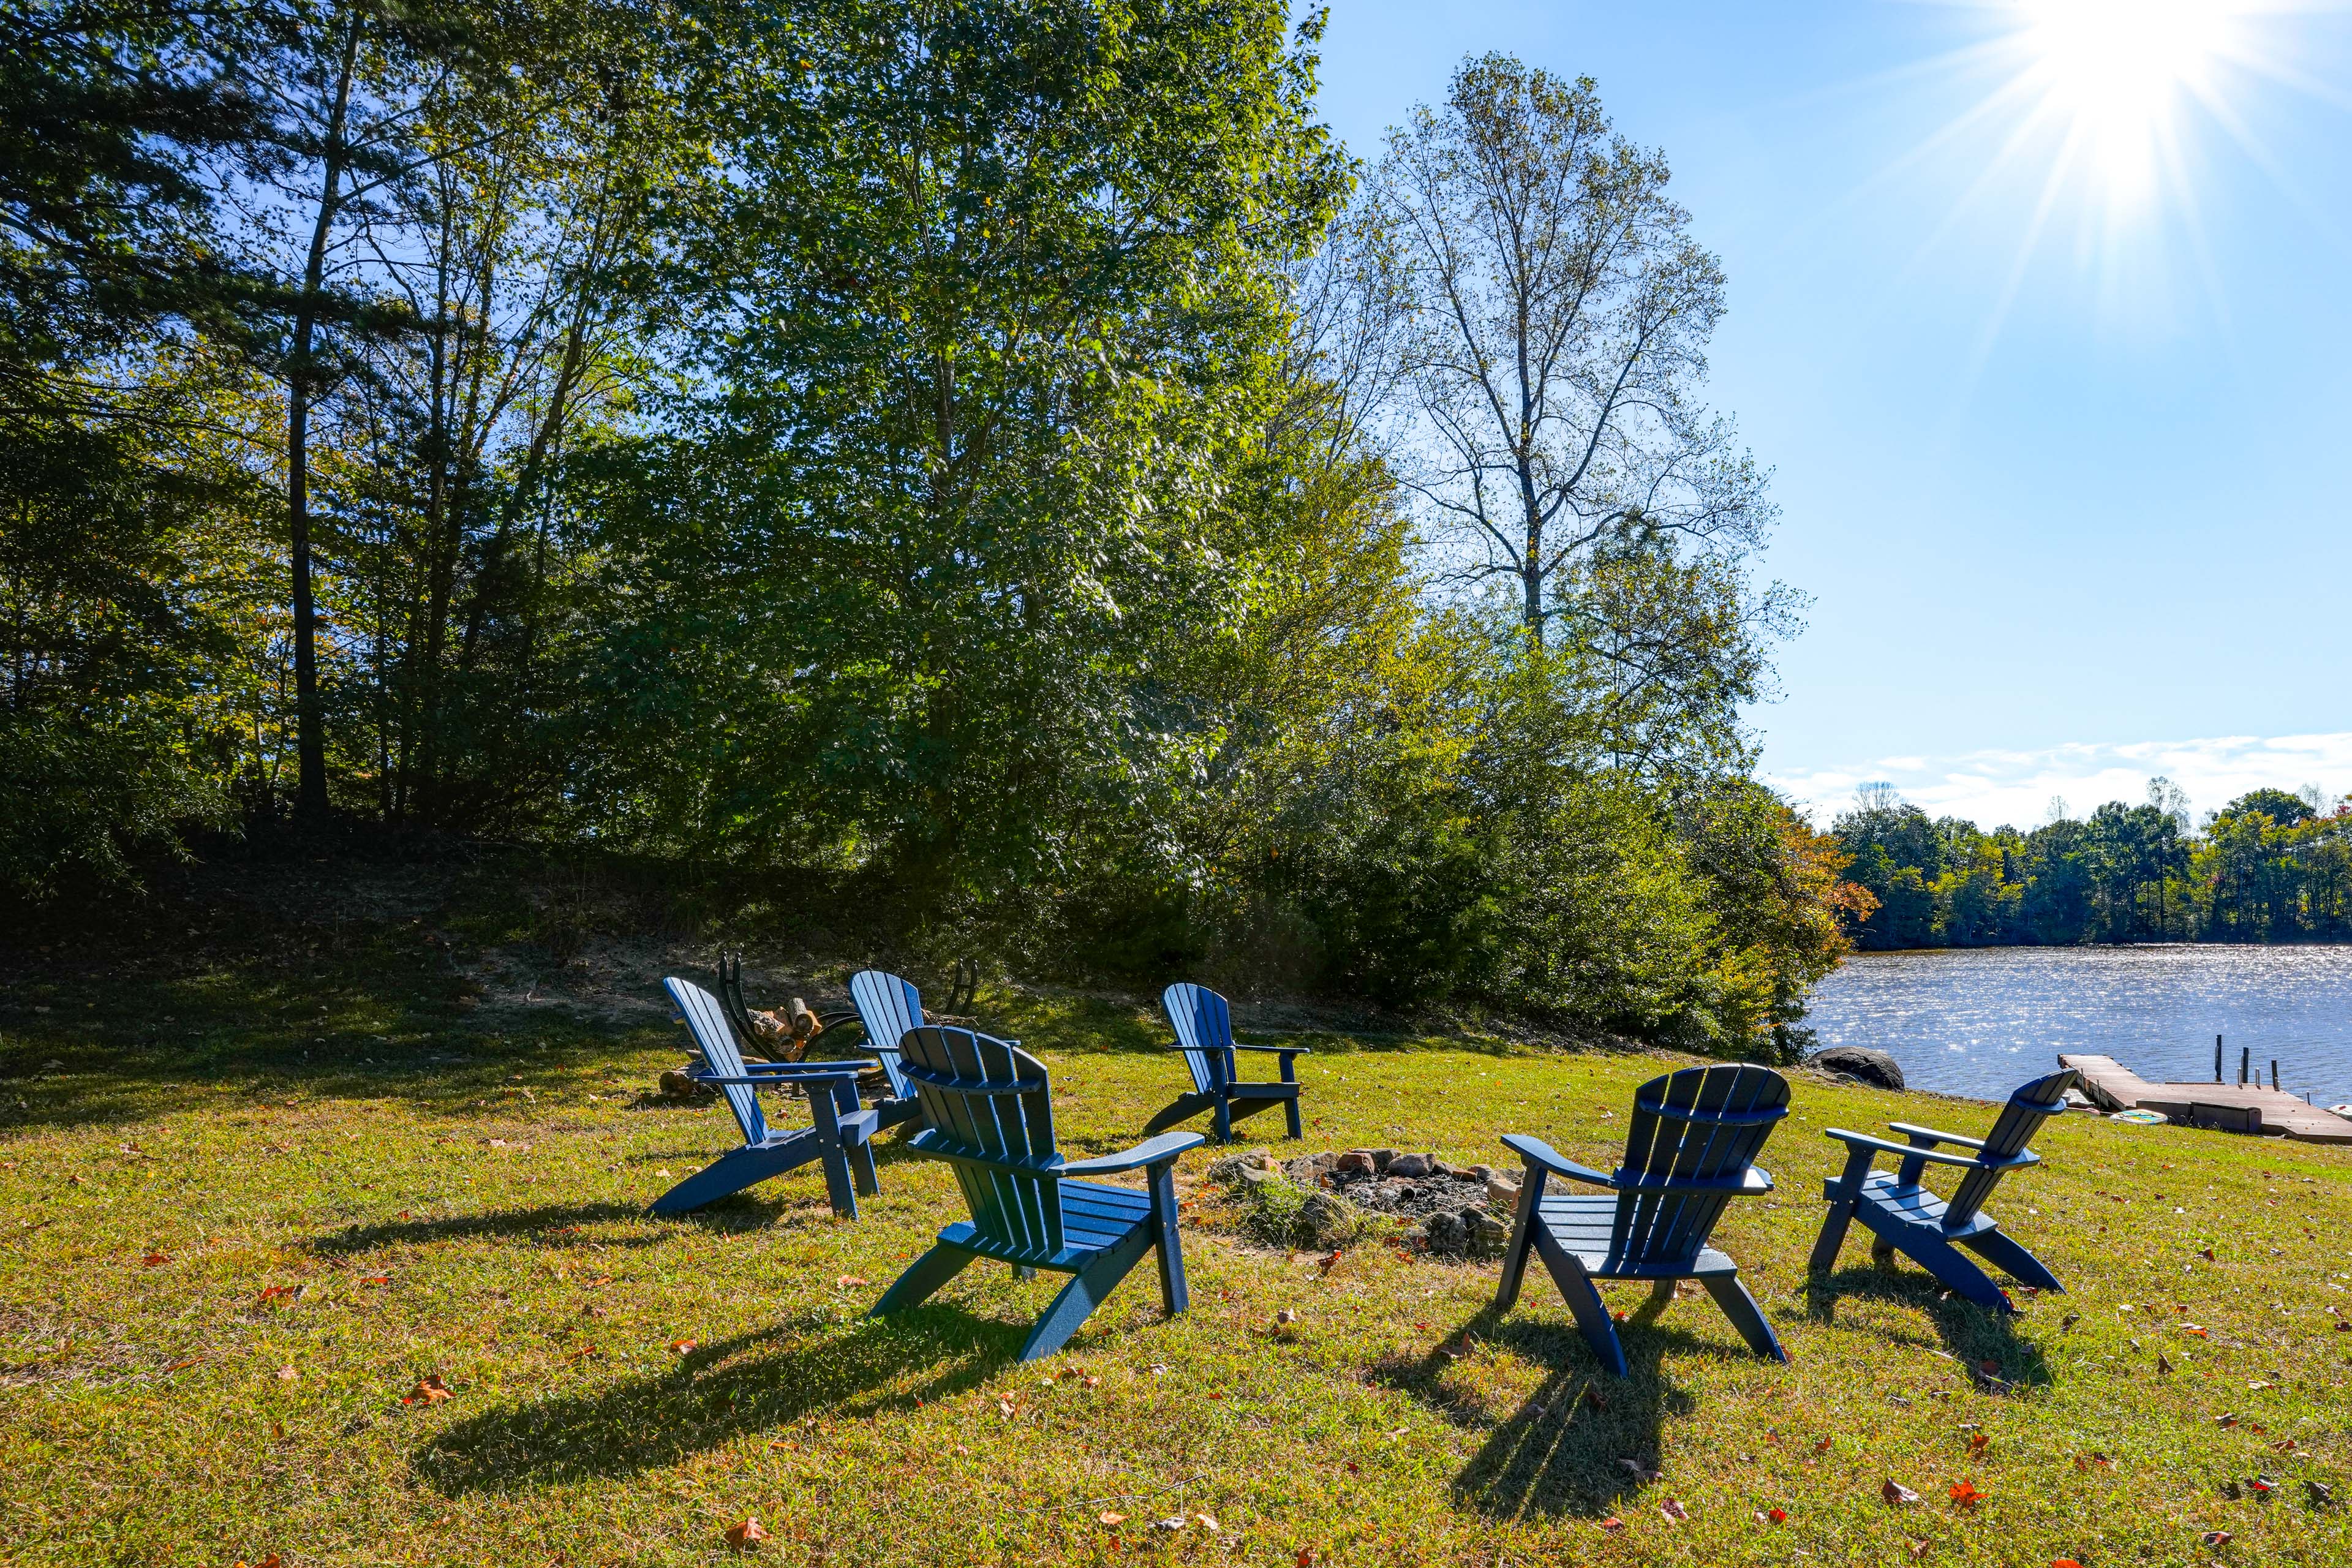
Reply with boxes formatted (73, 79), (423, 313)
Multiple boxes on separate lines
(1807, 1067), (2079, 1312)
(843, 969), (938, 1131)
(1146, 982), (1307, 1144)
(652, 977), (880, 1219)
(1493, 1063), (1791, 1375)
(869, 1025), (1204, 1362)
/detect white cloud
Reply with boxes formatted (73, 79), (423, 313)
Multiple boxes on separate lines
(1766, 731), (2352, 829)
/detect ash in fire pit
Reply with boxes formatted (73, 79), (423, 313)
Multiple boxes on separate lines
(1206, 1147), (1518, 1259)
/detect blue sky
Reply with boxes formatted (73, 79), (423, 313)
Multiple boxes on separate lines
(1305, 0), (2352, 829)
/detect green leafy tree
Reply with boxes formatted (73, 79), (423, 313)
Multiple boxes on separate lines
(582, 0), (1348, 918)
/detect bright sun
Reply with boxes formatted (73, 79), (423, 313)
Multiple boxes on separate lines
(2017, 0), (2233, 186)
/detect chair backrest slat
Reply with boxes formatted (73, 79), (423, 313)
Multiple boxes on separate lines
(1945, 1068), (2078, 1226)
(1608, 1064), (1787, 1269)
(665, 977), (765, 1146)
(1160, 982), (1232, 1096)
(903, 1025), (1063, 1256)
(849, 970), (925, 1099)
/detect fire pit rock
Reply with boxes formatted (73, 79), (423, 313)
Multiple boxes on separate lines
(1205, 1148), (1513, 1261)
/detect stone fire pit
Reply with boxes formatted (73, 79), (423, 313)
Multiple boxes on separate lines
(1205, 1146), (1518, 1259)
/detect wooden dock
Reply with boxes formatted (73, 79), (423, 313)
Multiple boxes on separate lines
(2059, 1054), (2352, 1145)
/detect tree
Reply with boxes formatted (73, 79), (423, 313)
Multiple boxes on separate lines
(2223, 787), (2314, 829)
(0, 0), (285, 892)
(1363, 55), (1776, 646)
(584, 0), (1349, 914)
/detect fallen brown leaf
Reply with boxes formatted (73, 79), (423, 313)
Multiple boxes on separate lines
(724, 1517), (769, 1551)
(402, 1373), (451, 1406)
(1883, 1479), (1923, 1506)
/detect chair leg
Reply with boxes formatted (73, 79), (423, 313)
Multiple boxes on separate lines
(1283, 1096), (1303, 1140)
(1148, 1161), (1189, 1317)
(870, 1242), (976, 1316)
(1956, 1227), (2063, 1293)
(806, 1087), (859, 1220)
(1809, 1150), (1875, 1275)
(1808, 1198), (1856, 1275)
(1210, 1096), (1232, 1144)
(1493, 1167), (1547, 1315)
(1702, 1272), (1789, 1363)
(1017, 1228), (1153, 1362)
(1530, 1229), (1627, 1378)
(834, 1081), (880, 1198)
(646, 1134), (814, 1215)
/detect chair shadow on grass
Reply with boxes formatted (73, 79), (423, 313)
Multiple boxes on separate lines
(1371, 1299), (1734, 1521)
(413, 1305), (1027, 1494)
(303, 1192), (842, 1257)
(1803, 1262), (2056, 1390)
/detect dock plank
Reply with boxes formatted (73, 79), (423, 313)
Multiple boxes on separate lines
(2057, 1054), (2352, 1145)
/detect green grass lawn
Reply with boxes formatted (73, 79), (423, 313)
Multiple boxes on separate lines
(5, 900), (2352, 1566)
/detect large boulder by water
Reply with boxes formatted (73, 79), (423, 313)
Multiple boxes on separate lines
(1811, 1045), (1905, 1091)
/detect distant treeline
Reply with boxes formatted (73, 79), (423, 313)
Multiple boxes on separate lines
(1832, 781), (2352, 949)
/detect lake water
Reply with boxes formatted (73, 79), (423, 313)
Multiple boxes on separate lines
(1801, 945), (2352, 1106)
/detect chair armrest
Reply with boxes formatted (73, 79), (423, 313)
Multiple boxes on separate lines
(1231, 1042), (1311, 1056)
(1886, 1120), (1988, 1151)
(1500, 1134), (1616, 1189)
(697, 1064), (869, 1086)
(1825, 1128), (1992, 1169)
(690, 1060), (826, 1079)
(1058, 1131), (1208, 1175)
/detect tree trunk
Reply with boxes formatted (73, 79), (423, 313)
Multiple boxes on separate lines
(285, 12), (361, 818)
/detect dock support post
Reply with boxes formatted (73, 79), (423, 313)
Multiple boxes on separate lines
(2240, 1047), (2250, 1086)
(2271, 1059), (2278, 1090)
(2215, 1035), (2223, 1084)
